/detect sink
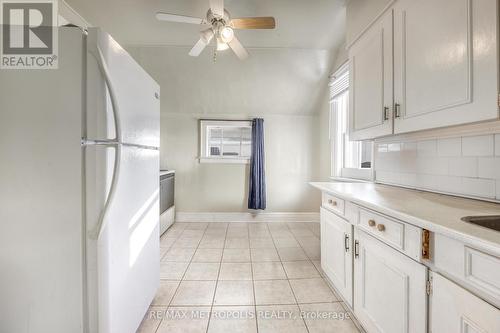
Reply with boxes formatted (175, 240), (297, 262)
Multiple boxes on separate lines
(461, 216), (500, 232)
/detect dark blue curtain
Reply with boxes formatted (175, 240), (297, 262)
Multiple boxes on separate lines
(248, 118), (266, 210)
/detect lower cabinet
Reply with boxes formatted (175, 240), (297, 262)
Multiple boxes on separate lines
(320, 207), (353, 306)
(353, 229), (427, 333)
(430, 272), (500, 333)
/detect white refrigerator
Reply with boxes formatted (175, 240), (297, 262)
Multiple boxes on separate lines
(0, 27), (160, 333)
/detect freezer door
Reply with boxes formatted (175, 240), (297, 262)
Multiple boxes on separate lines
(86, 28), (160, 148)
(85, 145), (160, 333)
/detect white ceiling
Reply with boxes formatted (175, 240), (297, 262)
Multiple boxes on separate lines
(65, 0), (346, 50)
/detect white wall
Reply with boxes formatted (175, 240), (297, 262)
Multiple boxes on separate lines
(127, 46), (333, 213)
(160, 113), (321, 212)
(346, 0), (392, 45)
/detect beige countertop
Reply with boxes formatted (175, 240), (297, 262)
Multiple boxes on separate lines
(310, 182), (500, 255)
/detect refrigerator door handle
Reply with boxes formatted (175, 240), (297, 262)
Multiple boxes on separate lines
(88, 142), (122, 240)
(94, 46), (122, 142)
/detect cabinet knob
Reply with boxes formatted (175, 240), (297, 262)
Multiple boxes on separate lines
(368, 219), (376, 227)
(377, 224), (386, 232)
(328, 199), (337, 206)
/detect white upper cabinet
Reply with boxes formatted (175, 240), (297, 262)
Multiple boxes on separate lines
(393, 0), (499, 134)
(347, 0), (499, 140)
(348, 9), (393, 141)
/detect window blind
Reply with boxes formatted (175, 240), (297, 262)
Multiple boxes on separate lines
(329, 62), (349, 100)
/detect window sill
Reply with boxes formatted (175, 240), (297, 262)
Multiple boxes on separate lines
(199, 157), (250, 164)
(329, 176), (372, 183)
(339, 168), (373, 181)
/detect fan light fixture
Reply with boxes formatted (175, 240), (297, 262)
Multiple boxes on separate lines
(216, 39), (229, 51)
(219, 26), (234, 43)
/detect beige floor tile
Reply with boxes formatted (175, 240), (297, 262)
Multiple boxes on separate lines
(224, 238), (250, 249)
(152, 280), (180, 306)
(252, 262), (287, 280)
(184, 222), (209, 230)
(289, 278), (338, 304)
(282, 261), (320, 279)
(249, 237), (275, 248)
(171, 281), (217, 306)
(156, 307), (210, 333)
(250, 248), (280, 262)
(163, 227), (184, 238)
(208, 306), (257, 333)
(302, 245), (321, 260)
(270, 230), (294, 239)
(249, 230), (271, 238)
(160, 246), (170, 259)
(299, 302), (359, 333)
(204, 228), (227, 236)
(198, 237), (225, 249)
(254, 280), (296, 305)
(277, 247), (308, 261)
(181, 229), (205, 238)
(214, 280), (254, 306)
(295, 236), (320, 248)
(256, 304), (308, 333)
(171, 237), (201, 248)
(161, 248), (196, 262)
(290, 228), (315, 237)
(311, 260), (325, 277)
(207, 222), (228, 229)
(222, 248), (251, 262)
(192, 248), (223, 263)
(219, 263), (252, 280)
(226, 231), (249, 238)
(160, 236), (177, 248)
(136, 307), (165, 333)
(183, 263), (220, 280)
(160, 262), (189, 280)
(273, 237), (300, 248)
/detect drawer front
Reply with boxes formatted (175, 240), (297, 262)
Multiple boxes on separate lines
(359, 208), (405, 250)
(322, 193), (345, 216)
(434, 233), (500, 308)
(357, 208), (422, 260)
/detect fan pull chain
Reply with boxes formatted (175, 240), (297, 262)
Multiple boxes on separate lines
(213, 48), (217, 63)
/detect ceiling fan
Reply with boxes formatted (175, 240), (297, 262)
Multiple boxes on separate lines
(156, 0), (276, 60)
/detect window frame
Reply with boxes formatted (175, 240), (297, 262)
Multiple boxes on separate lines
(329, 62), (374, 181)
(199, 120), (252, 164)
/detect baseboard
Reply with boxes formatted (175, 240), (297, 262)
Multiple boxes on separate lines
(175, 212), (320, 223)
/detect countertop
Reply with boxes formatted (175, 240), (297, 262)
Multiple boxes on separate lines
(160, 170), (175, 176)
(310, 182), (500, 255)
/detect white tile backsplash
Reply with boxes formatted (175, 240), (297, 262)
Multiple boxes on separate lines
(449, 157), (477, 177)
(437, 138), (461, 156)
(375, 133), (500, 201)
(462, 135), (494, 156)
(495, 134), (500, 156)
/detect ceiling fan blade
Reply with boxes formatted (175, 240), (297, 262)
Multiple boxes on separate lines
(189, 29), (214, 57)
(156, 12), (205, 25)
(230, 17), (276, 29)
(209, 0), (224, 17)
(189, 39), (208, 57)
(228, 36), (249, 60)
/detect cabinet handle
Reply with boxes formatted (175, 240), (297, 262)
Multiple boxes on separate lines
(377, 224), (386, 232)
(368, 219), (376, 227)
(394, 103), (401, 118)
(354, 240), (360, 258)
(383, 106), (389, 121)
(344, 234), (350, 252)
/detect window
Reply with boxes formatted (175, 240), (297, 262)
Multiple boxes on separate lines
(329, 63), (373, 180)
(199, 120), (252, 163)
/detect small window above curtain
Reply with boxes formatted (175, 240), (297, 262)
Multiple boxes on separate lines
(199, 120), (252, 164)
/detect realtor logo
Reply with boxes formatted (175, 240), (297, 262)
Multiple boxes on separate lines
(1, 0), (58, 69)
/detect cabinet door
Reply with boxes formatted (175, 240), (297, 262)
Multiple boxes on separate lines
(393, 0), (499, 134)
(353, 229), (427, 333)
(320, 208), (353, 306)
(348, 9), (393, 140)
(430, 272), (500, 333)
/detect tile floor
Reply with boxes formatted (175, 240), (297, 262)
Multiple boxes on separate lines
(137, 222), (361, 333)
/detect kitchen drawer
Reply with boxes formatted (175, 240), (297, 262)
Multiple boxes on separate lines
(321, 192), (345, 216)
(357, 208), (422, 260)
(433, 233), (500, 309)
